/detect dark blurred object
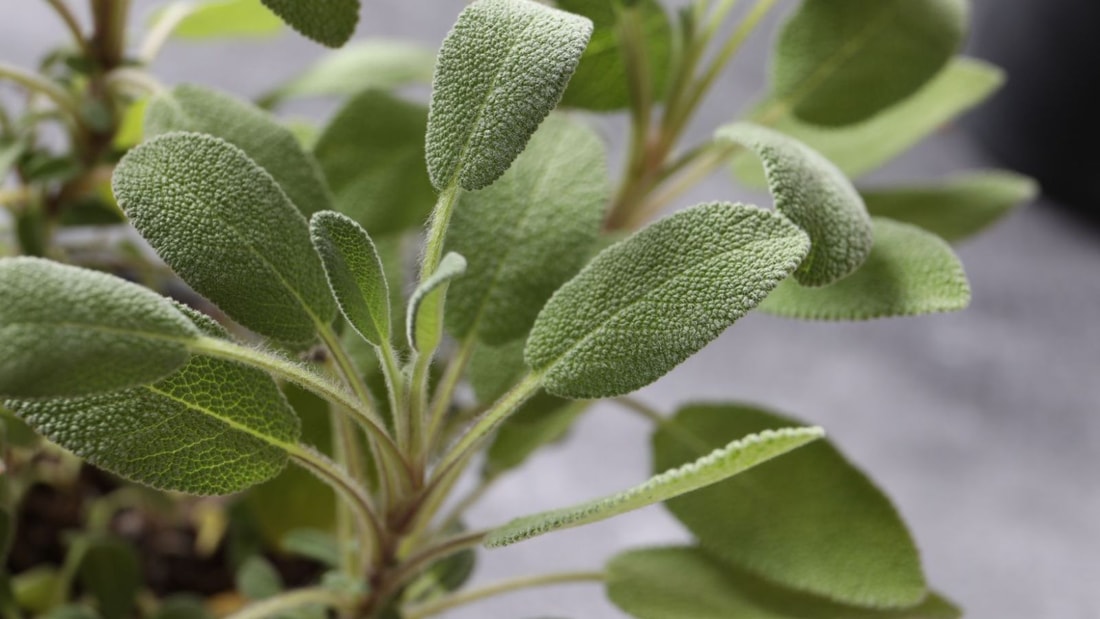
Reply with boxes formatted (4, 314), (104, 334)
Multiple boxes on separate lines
(968, 0), (1100, 221)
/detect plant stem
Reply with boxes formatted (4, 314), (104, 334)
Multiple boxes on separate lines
(403, 571), (606, 619)
(614, 396), (666, 425)
(224, 587), (354, 619)
(380, 530), (487, 599)
(43, 0), (93, 59)
(0, 63), (82, 121)
(424, 335), (476, 457)
(90, 0), (130, 70)
(420, 183), (461, 283)
(139, 1), (195, 64)
(437, 473), (498, 533)
(289, 444), (383, 569)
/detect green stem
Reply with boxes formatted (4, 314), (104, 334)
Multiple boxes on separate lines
(403, 571), (606, 619)
(43, 0), (93, 59)
(381, 530), (488, 599)
(0, 63), (82, 121)
(289, 444), (382, 569)
(224, 587), (354, 619)
(437, 473), (498, 534)
(319, 325), (379, 426)
(420, 183), (461, 283)
(614, 396), (665, 425)
(138, 1), (195, 64)
(424, 335), (476, 457)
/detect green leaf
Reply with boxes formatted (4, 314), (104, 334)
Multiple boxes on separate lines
(312, 90), (434, 236)
(0, 138), (24, 176)
(6, 310), (301, 495)
(310, 211), (391, 347)
(525, 202), (809, 399)
(11, 567), (59, 615)
(237, 556), (284, 600)
(654, 404), (926, 608)
(76, 537), (140, 619)
(425, 0), (593, 190)
(156, 0), (283, 40)
(862, 172), (1036, 243)
(717, 122), (872, 287)
(152, 596), (214, 619)
(760, 218), (970, 320)
(0, 258), (198, 398)
(112, 98), (148, 150)
(469, 339), (527, 404)
(280, 529), (340, 567)
(260, 0), (360, 47)
(772, 0), (968, 126)
(113, 132), (336, 344)
(407, 252), (467, 353)
(145, 84), (334, 218)
(485, 394), (588, 477)
(445, 114), (609, 344)
(738, 59), (1004, 182)
(263, 42), (436, 105)
(608, 547), (960, 619)
(557, 0), (672, 111)
(485, 425), (822, 547)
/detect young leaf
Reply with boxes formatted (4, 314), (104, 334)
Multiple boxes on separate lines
(262, 42), (436, 105)
(525, 202), (810, 399)
(484, 426), (822, 547)
(6, 349), (301, 496)
(152, 0), (283, 40)
(145, 84), (334, 217)
(113, 133), (337, 344)
(760, 218), (970, 320)
(608, 547), (960, 619)
(737, 59), (1004, 183)
(407, 252), (467, 353)
(717, 122), (872, 287)
(310, 211), (391, 347)
(654, 405), (927, 608)
(312, 90), (434, 236)
(862, 172), (1036, 243)
(0, 258), (198, 398)
(445, 114), (609, 345)
(425, 0), (593, 190)
(557, 0), (672, 111)
(772, 0), (968, 126)
(260, 0), (360, 48)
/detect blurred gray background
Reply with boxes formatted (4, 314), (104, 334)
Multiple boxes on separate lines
(2, 1), (1098, 617)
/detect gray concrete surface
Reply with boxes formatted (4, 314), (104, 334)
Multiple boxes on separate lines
(2, 1), (1097, 618)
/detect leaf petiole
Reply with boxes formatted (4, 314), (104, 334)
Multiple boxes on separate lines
(403, 571), (606, 619)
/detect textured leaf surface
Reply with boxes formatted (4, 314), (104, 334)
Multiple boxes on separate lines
(260, 0), (359, 47)
(145, 84), (333, 217)
(445, 115), (608, 344)
(739, 59), (1003, 182)
(264, 42), (435, 104)
(159, 0), (282, 39)
(654, 405), (926, 608)
(113, 133), (336, 343)
(425, 0), (593, 190)
(862, 172), (1036, 243)
(312, 90), (434, 236)
(557, 0), (671, 110)
(760, 218), (970, 320)
(718, 123), (872, 287)
(485, 426), (822, 547)
(7, 341), (300, 496)
(525, 202), (809, 399)
(311, 211), (391, 347)
(772, 0), (968, 126)
(407, 252), (467, 352)
(0, 258), (197, 398)
(608, 547), (960, 619)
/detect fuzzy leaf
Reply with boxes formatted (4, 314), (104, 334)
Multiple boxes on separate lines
(407, 253), (467, 353)
(862, 172), (1036, 243)
(608, 547), (960, 619)
(772, 0), (968, 126)
(654, 405), (927, 608)
(0, 258), (198, 398)
(260, 0), (359, 47)
(469, 339), (528, 404)
(717, 122), (872, 287)
(485, 426), (822, 547)
(145, 84), (333, 217)
(311, 211), (391, 347)
(445, 115), (608, 344)
(312, 90), (434, 236)
(425, 0), (593, 190)
(738, 59), (1003, 183)
(113, 132), (336, 344)
(760, 218), (970, 320)
(557, 0), (672, 110)
(525, 202), (809, 399)
(263, 42), (436, 105)
(155, 0), (283, 39)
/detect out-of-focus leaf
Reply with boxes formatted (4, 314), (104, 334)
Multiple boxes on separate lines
(260, 0), (359, 47)
(155, 0), (283, 40)
(263, 42), (436, 105)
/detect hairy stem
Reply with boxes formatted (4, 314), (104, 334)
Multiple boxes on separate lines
(424, 335), (476, 457)
(403, 571), (606, 619)
(224, 587), (354, 619)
